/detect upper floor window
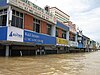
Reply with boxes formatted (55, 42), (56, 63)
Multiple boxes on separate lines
(47, 24), (52, 35)
(62, 30), (66, 39)
(56, 27), (58, 37)
(11, 10), (23, 29)
(33, 18), (40, 33)
(69, 33), (75, 41)
(0, 9), (7, 26)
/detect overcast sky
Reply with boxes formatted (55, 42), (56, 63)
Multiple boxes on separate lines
(29, 0), (100, 42)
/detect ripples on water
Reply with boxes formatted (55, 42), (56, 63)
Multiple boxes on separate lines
(0, 51), (100, 75)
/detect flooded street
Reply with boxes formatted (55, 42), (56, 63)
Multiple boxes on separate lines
(0, 51), (100, 75)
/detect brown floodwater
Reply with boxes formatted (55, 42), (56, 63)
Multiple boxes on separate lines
(0, 51), (100, 75)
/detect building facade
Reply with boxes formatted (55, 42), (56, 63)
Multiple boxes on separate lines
(0, 0), (57, 56)
(0, 0), (98, 56)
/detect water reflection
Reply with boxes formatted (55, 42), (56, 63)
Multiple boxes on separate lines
(0, 51), (100, 75)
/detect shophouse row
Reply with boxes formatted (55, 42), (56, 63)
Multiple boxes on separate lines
(0, 0), (99, 56)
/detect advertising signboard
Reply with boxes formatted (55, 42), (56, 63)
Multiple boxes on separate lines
(7, 27), (24, 42)
(24, 30), (56, 45)
(0, 0), (7, 6)
(0, 27), (7, 40)
(69, 41), (78, 47)
(78, 43), (83, 48)
(8, 0), (56, 24)
(56, 38), (68, 46)
(57, 21), (69, 31)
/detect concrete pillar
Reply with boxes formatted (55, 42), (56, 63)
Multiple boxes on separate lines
(40, 50), (45, 55)
(43, 50), (45, 55)
(35, 50), (37, 55)
(7, 6), (12, 26)
(35, 49), (40, 55)
(66, 31), (69, 40)
(75, 34), (78, 42)
(51, 25), (56, 37)
(5, 46), (9, 57)
(20, 51), (23, 56)
(40, 50), (42, 55)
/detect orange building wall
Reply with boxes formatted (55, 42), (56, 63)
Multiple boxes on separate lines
(40, 21), (47, 34)
(24, 14), (33, 31)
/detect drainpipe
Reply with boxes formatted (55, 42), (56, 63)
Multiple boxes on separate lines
(7, 6), (12, 26)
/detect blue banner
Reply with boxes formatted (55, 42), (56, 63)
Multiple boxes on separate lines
(0, 27), (7, 40)
(57, 21), (69, 31)
(78, 43), (83, 48)
(24, 30), (56, 45)
(0, 0), (7, 6)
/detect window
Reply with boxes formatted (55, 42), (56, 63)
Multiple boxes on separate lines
(62, 30), (66, 39)
(11, 10), (23, 29)
(69, 33), (75, 41)
(0, 15), (7, 26)
(33, 18), (40, 33)
(0, 9), (7, 26)
(56, 27), (58, 37)
(72, 36), (75, 41)
(47, 24), (52, 35)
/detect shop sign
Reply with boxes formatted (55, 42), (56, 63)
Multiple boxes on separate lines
(69, 41), (78, 47)
(7, 27), (24, 42)
(57, 38), (68, 46)
(0, 27), (7, 40)
(24, 30), (56, 45)
(78, 43), (83, 48)
(8, 0), (56, 24)
(0, 0), (7, 6)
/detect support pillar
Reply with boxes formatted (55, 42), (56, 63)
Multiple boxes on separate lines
(66, 31), (69, 40)
(75, 33), (78, 42)
(20, 51), (22, 56)
(51, 25), (56, 37)
(5, 46), (9, 57)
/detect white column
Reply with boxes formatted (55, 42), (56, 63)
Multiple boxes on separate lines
(75, 34), (78, 42)
(51, 25), (56, 37)
(66, 31), (69, 40)
(5, 46), (9, 57)
(6, 6), (12, 26)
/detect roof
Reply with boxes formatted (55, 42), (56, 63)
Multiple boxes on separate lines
(50, 7), (70, 17)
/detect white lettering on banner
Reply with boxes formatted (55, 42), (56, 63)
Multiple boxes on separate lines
(7, 27), (23, 42)
(25, 32), (39, 38)
(8, 0), (57, 24)
(24, 32), (43, 44)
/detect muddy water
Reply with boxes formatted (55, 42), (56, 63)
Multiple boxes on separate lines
(0, 51), (100, 75)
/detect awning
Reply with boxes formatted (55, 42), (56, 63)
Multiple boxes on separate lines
(0, 41), (35, 46)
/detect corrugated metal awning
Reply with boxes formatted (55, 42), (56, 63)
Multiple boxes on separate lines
(0, 41), (35, 46)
